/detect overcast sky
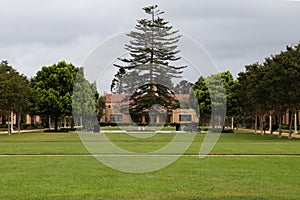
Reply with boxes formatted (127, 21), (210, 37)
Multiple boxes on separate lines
(1, 0), (300, 83)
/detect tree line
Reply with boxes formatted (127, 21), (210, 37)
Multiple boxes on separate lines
(0, 60), (105, 133)
(190, 44), (300, 138)
(1, 44), (299, 134)
(236, 44), (300, 138)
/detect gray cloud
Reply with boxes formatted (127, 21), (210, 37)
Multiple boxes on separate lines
(0, 0), (299, 83)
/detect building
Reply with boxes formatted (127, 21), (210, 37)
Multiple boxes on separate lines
(0, 113), (42, 127)
(101, 92), (199, 124)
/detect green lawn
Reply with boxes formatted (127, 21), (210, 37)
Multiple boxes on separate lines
(1, 130), (299, 155)
(0, 131), (300, 199)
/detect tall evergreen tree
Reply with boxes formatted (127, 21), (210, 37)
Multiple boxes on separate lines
(111, 5), (186, 123)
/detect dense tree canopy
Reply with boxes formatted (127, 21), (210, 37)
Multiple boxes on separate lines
(30, 61), (79, 130)
(236, 44), (300, 137)
(174, 80), (192, 94)
(191, 71), (237, 129)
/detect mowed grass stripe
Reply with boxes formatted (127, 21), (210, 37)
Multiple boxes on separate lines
(1, 154), (300, 157)
(0, 156), (300, 199)
(1, 131), (300, 199)
(0, 130), (300, 155)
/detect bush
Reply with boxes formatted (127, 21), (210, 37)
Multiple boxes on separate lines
(245, 124), (253, 129)
(21, 124), (32, 130)
(281, 125), (290, 130)
(99, 122), (181, 127)
(44, 129), (61, 133)
(222, 129), (234, 133)
(200, 127), (209, 131)
(60, 128), (77, 132)
(272, 124), (279, 131)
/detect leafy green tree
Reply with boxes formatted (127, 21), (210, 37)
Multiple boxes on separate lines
(174, 80), (192, 94)
(220, 71), (240, 129)
(30, 61), (79, 131)
(192, 72), (236, 130)
(72, 68), (95, 128)
(263, 56), (288, 135)
(111, 5), (186, 123)
(263, 45), (300, 138)
(205, 73), (227, 129)
(95, 95), (106, 122)
(280, 45), (300, 138)
(192, 76), (211, 125)
(0, 60), (31, 134)
(237, 63), (269, 134)
(236, 44), (300, 137)
(72, 68), (106, 131)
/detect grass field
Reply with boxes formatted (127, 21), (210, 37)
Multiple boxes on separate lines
(0, 131), (300, 199)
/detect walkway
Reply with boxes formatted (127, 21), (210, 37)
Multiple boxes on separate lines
(0, 129), (47, 135)
(1, 128), (300, 139)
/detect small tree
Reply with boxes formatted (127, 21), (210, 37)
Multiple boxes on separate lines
(192, 76), (211, 126)
(220, 71), (240, 129)
(72, 68), (105, 131)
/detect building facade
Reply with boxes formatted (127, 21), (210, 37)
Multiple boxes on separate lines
(101, 92), (199, 124)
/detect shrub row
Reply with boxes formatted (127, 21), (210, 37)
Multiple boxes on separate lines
(99, 122), (199, 127)
(0, 124), (44, 130)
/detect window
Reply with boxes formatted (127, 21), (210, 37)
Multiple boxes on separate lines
(110, 114), (123, 122)
(179, 114), (192, 122)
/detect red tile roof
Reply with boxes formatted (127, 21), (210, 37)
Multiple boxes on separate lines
(105, 94), (129, 103)
(105, 93), (190, 103)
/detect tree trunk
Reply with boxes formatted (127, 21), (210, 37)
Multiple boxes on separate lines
(294, 112), (298, 134)
(8, 113), (11, 135)
(231, 117), (234, 130)
(226, 117), (229, 129)
(269, 114), (273, 135)
(18, 113), (21, 134)
(11, 111), (14, 133)
(49, 116), (51, 129)
(278, 115), (282, 138)
(260, 116), (264, 135)
(71, 117), (74, 129)
(254, 115), (258, 134)
(64, 116), (67, 128)
(288, 112), (294, 139)
(54, 116), (58, 131)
